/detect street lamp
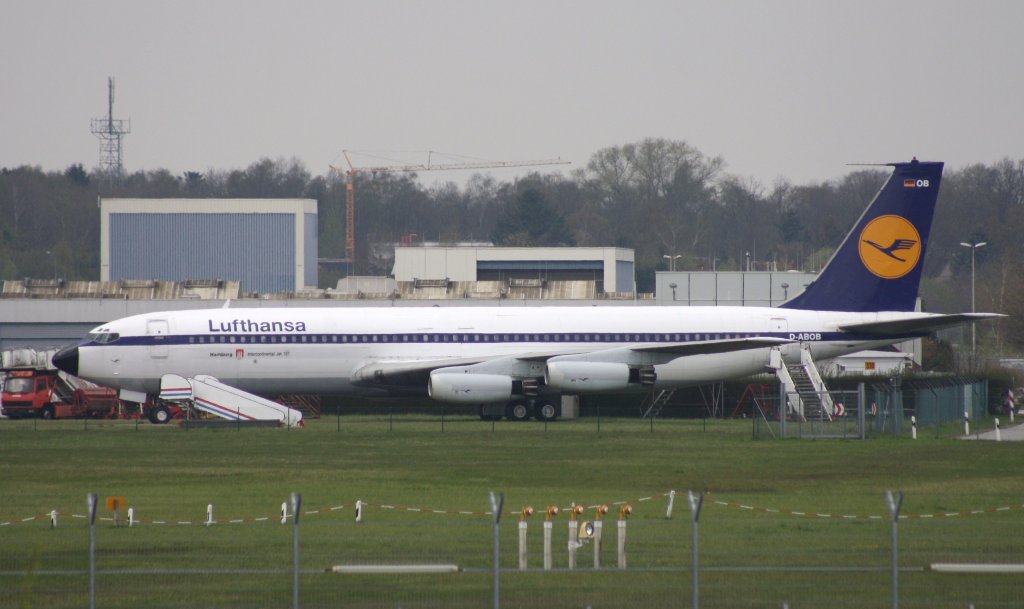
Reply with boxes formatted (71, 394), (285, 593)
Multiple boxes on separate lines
(669, 282), (678, 302)
(959, 241), (987, 355)
(781, 282), (790, 301)
(663, 254), (681, 272)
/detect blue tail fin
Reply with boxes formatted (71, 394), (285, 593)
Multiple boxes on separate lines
(780, 159), (943, 312)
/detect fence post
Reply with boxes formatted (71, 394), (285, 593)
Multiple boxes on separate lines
(886, 490), (903, 609)
(292, 492), (301, 609)
(688, 490), (704, 609)
(88, 492), (97, 609)
(489, 491), (504, 609)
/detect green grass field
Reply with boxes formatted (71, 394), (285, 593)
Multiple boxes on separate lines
(1, 414), (1021, 608)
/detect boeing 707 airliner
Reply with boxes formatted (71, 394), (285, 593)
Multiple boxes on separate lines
(52, 159), (998, 422)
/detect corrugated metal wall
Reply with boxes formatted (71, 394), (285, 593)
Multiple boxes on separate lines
(304, 213), (318, 288)
(109, 213), (295, 294)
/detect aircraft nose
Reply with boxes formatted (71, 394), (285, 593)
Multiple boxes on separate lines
(52, 344), (79, 376)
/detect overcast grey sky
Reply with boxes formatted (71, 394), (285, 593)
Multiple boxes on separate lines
(3, 0), (1022, 187)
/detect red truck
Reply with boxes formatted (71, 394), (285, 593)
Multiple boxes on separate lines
(1, 368), (128, 419)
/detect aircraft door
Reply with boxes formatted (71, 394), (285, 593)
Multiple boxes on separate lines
(147, 319), (169, 359)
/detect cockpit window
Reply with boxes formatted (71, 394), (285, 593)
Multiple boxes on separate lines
(87, 331), (120, 344)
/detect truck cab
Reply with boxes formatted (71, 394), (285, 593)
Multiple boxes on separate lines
(0, 369), (69, 418)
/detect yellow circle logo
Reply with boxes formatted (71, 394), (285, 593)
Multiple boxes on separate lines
(858, 215), (921, 279)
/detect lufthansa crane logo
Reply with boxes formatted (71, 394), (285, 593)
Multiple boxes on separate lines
(858, 215), (921, 279)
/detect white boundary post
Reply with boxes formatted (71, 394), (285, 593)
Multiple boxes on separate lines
(911, 416), (917, 440)
(593, 505), (608, 569)
(963, 410), (970, 436)
(518, 521), (528, 571)
(995, 418), (1001, 442)
(665, 490), (676, 519)
(543, 505), (557, 571)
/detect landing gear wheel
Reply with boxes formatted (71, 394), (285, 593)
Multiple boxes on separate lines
(533, 400), (557, 422)
(149, 405), (172, 424)
(505, 399), (532, 422)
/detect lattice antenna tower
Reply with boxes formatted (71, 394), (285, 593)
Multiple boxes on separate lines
(90, 77), (131, 178)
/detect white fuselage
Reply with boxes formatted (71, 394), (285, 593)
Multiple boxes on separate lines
(74, 305), (923, 398)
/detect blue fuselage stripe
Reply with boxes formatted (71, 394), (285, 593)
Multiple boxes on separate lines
(83, 330), (920, 349)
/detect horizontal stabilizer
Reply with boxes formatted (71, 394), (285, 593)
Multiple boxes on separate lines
(837, 313), (1004, 336)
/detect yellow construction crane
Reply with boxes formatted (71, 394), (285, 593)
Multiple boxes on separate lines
(330, 150), (570, 273)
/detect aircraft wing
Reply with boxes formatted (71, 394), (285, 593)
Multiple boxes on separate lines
(628, 337), (791, 356)
(837, 313), (1005, 336)
(351, 337), (790, 388)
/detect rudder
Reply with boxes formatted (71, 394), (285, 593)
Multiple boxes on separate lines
(781, 159), (943, 312)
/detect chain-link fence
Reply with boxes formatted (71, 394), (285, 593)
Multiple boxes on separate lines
(754, 379), (989, 439)
(3, 488), (1021, 608)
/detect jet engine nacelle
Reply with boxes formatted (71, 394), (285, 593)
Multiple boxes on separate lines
(427, 372), (513, 404)
(545, 361), (631, 392)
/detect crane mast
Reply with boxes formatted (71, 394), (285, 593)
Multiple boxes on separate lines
(331, 151), (570, 273)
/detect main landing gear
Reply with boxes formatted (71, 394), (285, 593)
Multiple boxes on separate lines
(479, 398), (559, 422)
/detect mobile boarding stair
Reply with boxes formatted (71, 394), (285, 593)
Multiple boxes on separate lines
(159, 374), (303, 427)
(640, 389), (676, 419)
(769, 344), (835, 422)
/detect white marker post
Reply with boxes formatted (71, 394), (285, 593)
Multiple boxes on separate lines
(206, 504), (215, 527)
(543, 506), (558, 571)
(355, 500), (363, 523)
(50, 510), (58, 529)
(995, 418), (1001, 442)
(911, 416), (917, 440)
(567, 503), (582, 570)
(963, 410), (970, 436)
(665, 490), (676, 520)
(617, 505), (631, 569)
(281, 501), (289, 524)
(592, 505), (608, 569)
(517, 506), (533, 571)
(128, 506), (136, 528)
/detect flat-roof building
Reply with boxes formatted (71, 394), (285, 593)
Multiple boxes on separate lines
(392, 246), (635, 293)
(100, 198), (317, 294)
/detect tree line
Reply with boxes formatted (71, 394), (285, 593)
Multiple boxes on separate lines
(2, 139), (1022, 351)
